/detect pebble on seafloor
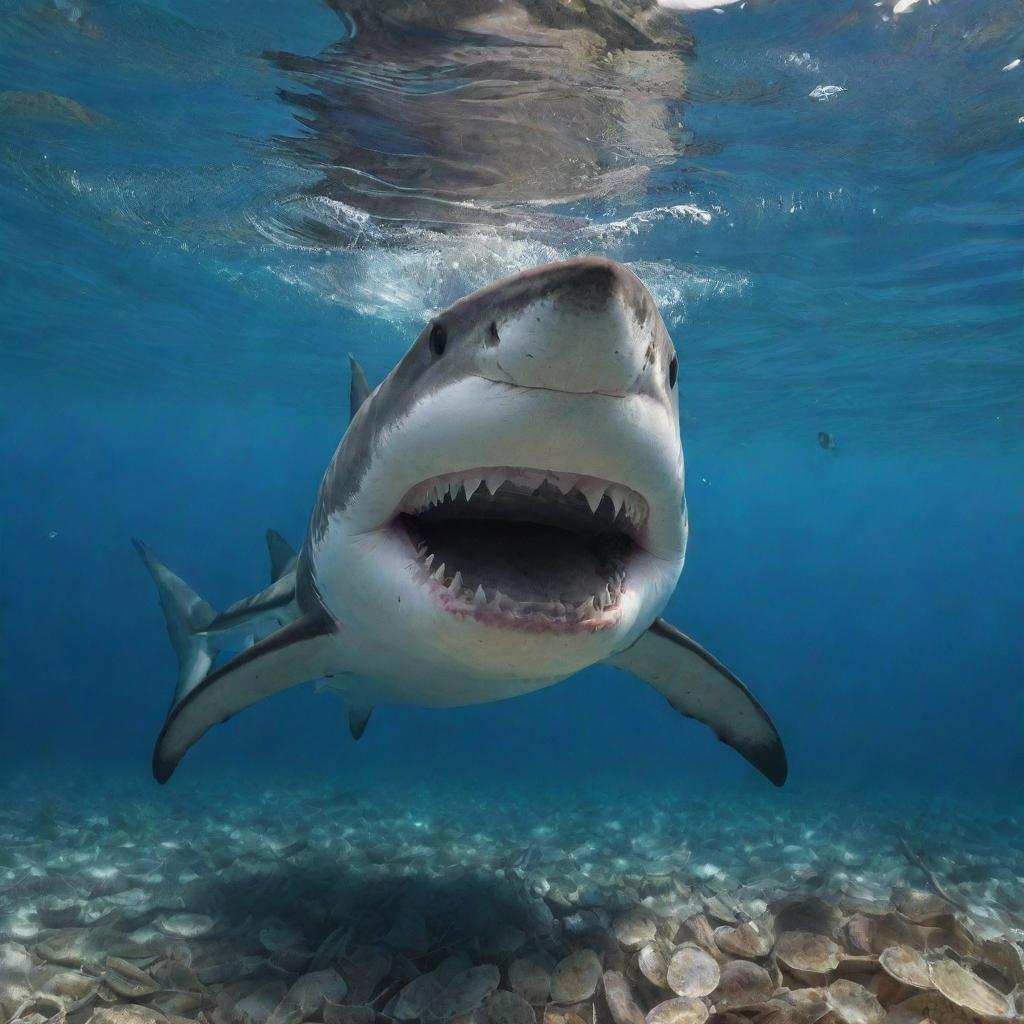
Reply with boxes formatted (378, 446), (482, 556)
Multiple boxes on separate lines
(1, 779), (1022, 1024)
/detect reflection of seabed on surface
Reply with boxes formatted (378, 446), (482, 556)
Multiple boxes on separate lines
(1, 777), (1022, 1023)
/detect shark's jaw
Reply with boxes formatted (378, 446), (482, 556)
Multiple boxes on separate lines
(394, 467), (649, 633)
(312, 378), (684, 686)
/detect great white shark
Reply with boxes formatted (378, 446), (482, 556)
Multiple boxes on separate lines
(136, 257), (786, 786)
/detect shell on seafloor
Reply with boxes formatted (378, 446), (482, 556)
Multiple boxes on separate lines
(509, 954), (555, 1005)
(614, 910), (659, 951)
(666, 947), (720, 998)
(645, 995), (710, 1024)
(927, 958), (1012, 1019)
(774, 930), (843, 975)
(711, 960), (775, 1009)
(879, 944), (933, 990)
(713, 919), (774, 958)
(637, 944), (670, 988)
(550, 951), (603, 1004)
(825, 979), (887, 1024)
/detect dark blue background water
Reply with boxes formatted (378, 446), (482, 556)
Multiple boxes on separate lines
(2, 0), (1022, 799)
(5, 395), (1023, 796)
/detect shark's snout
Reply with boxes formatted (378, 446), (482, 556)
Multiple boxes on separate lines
(487, 258), (659, 395)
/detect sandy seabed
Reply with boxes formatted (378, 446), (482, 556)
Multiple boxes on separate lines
(1, 775), (1022, 1024)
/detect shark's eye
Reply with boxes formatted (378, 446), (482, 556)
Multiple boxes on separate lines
(668, 355), (678, 389)
(429, 322), (448, 357)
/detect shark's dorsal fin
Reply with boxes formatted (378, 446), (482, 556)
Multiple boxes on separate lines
(349, 354), (370, 421)
(606, 618), (787, 786)
(153, 611), (342, 783)
(266, 529), (298, 583)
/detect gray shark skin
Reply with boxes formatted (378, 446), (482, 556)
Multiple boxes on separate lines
(137, 258), (786, 786)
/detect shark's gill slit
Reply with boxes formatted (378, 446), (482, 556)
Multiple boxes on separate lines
(395, 468), (647, 630)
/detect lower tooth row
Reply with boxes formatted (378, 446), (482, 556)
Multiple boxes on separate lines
(420, 554), (621, 619)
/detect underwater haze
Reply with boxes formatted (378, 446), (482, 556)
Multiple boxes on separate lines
(2, 1), (1024, 1023)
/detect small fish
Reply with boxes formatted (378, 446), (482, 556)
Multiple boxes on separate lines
(818, 431), (837, 451)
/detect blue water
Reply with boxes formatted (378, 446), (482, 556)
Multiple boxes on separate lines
(2, 0), (1023, 805)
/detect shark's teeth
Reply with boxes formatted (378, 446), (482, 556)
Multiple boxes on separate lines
(606, 485), (626, 520)
(413, 543), (625, 628)
(548, 473), (575, 495)
(399, 466), (648, 532)
(624, 495), (641, 526)
(578, 481), (607, 515)
(399, 466), (647, 630)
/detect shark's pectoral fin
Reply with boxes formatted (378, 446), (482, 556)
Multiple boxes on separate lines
(153, 612), (341, 784)
(606, 618), (787, 786)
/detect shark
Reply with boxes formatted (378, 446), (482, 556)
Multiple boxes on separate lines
(136, 257), (787, 786)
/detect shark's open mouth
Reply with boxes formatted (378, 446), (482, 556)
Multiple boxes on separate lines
(395, 468), (648, 632)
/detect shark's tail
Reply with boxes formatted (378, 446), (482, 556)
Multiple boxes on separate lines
(133, 539), (220, 709)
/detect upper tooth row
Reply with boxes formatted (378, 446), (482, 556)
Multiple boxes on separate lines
(403, 471), (647, 524)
